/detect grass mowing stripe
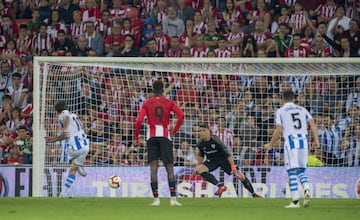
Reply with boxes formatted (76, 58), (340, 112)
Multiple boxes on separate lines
(0, 198), (359, 220)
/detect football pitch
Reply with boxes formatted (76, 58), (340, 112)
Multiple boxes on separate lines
(0, 198), (359, 220)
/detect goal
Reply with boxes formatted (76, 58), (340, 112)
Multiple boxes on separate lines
(33, 57), (360, 198)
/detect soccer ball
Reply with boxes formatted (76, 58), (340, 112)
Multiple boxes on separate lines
(108, 175), (121, 189)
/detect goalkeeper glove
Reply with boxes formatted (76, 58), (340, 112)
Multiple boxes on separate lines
(231, 165), (238, 175)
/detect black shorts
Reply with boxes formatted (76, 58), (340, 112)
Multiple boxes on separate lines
(147, 137), (173, 164)
(203, 158), (233, 175)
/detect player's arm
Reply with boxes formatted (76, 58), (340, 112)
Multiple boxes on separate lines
(134, 105), (147, 142)
(309, 119), (320, 149)
(264, 125), (282, 151)
(171, 103), (185, 134)
(45, 116), (70, 143)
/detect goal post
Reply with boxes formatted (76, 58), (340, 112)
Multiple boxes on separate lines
(33, 57), (360, 198)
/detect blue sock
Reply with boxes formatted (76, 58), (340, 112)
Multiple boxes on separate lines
(288, 170), (299, 202)
(64, 174), (76, 189)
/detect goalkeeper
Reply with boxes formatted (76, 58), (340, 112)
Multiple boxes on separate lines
(195, 123), (261, 198)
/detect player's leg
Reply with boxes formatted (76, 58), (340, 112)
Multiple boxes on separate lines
(60, 147), (89, 198)
(285, 168), (300, 208)
(160, 138), (181, 206)
(222, 162), (261, 198)
(198, 161), (227, 196)
(298, 149), (311, 207)
(147, 138), (160, 206)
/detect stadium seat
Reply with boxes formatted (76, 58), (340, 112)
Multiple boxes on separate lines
(16, 18), (30, 25)
(126, 6), (140, 20)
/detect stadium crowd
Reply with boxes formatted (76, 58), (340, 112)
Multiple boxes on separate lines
(0, 0), (359, 167)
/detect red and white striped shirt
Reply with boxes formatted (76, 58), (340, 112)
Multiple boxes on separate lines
(311, 46), (332, 57)
(96, 20), (112, 38)
(226, 32), (244, 52)
(213, 129), (234, 148)
(165, 47), (181, 57)
(179, 34), (192, 48)
(193, 22), (208, 35)
(251, 31), (267, 45)
(32, 33), (54, 54)
(16, 36), (32, 55)
(110, 7), (127, 19)
(285, 46), (308, 57)
(289, 11), (307, 31)
(214, 48), (231, 58)
(154, 34), (171, 52)
(190, 46), (209, 57)
(300, 38), (313, 48)
(316, 3), (337, 19)
(81, 7), (102, 22)
(69, 22), (86, 41)
(220, 7), (243, 29)
(141, 0), (157, 18)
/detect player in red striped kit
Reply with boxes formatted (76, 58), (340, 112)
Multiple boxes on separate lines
(134, 80), (185, 206)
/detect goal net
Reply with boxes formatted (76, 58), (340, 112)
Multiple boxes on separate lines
(33, 57), (360, 198)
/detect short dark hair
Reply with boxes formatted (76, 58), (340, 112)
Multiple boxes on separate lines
(54, 101), (67, 113)
(152, 80), (164, 95)
(197, 123), (210, 130)
(282, 90), (295, 101)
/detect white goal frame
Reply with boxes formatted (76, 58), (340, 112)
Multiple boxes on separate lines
(33, 57), (360, 197)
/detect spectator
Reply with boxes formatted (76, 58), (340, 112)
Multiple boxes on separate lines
(96, 9), (112, 38)
(165, 36), (181, 57)
(200, 0), (218, 24)
(0, 122), (16, 164)
(1, 14), (18, 40)
(84, 19), (104, 56)
(327, 5), (351, 40)
(273, 23), (293, 57)
(289, 2), (315, 34)
(285, 33), (308, 57)
(162, 6), (185, 38)
(316, 0), (337, 24)
(220, 0), (244, 34)
(81, 0), (101, 22)
(271, 4), (290, 33)
(0, 62), (13, 100)
(150, 0), (167, 25)
(154, 24), (171, 53)
(204, 20), (219, 50)
(322, 34), (358, 57)
(27, 8), (41, 36)
(226, 21), (244, 52)
(193, 10), (207, 35)
(31, 22), (54, 56)
(52, 29), (75, 56)
(179, 19), (195, 49)
(311, 35), (332, 57)
(110, 0), (127, 22)
(6, 72), (28, 108)
(72, 35), (90, 56)
(242, 35), (257, 57)
(142, 17), (155, 46)
(104, 21), (123, 57)
(246, 0), (271, 32)
(214, 36), (231, 58)
(339, 19), (360, 53)
(59, 0), (80, 25)
(38, 0), (51, 22)
(0, 94), (12, 122)
(190, 34), (209, 57)
(46, 9), (67, 39)
(143, 38), (164, 57)
(14, 125), (32, 164)
(251, 19), (269, 50)
(115, 34), (140, 57)
(345, 0), (360, 20)
(177, 0), (194, 24)
(16, 24), (32, 57)
(68, 10), (85, 41)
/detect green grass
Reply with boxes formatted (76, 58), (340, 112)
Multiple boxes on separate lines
(0, 198), (359, 220)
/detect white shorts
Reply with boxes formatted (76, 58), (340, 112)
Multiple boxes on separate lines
(67, 146), (89, 166)
(284, 147), (308, 171)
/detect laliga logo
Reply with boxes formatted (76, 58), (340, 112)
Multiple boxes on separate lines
(356, 178), (360, 198)
(0, 172), (9, 197)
